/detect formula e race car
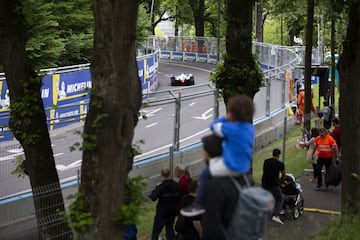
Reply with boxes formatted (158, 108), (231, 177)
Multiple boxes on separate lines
(170, 73), (195, 86)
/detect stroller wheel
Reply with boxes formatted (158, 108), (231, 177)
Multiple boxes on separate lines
(299, 196), (304, 215)
(293, 208), (300, 219)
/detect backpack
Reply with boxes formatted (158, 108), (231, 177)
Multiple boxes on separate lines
(224, 175), (275, 240)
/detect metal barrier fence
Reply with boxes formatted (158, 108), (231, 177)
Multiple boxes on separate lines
(0, 37), (303, 239)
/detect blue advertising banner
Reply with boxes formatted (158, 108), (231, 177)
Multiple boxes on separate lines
(0, 50), (157, 142)
(51, 70), (91, 108)
(0, 80), (10, 113)
(171, 52), (184, 61)
(137, 59), (145, 84)
(0, 114), (12, 141)
(184, 53), (196, 62)
(208, 55), (218, 64)
(160, 51), (171, 60)
(41, 75), (53, 108)
(197, 54), (208, 63)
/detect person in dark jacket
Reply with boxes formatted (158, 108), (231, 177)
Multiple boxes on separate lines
(177, 179), (202, 240)
(199, 134), (246, 240)
(261, 148), (286, 224)
(202, 176), (246, 240)
(149, 167), (180, 240)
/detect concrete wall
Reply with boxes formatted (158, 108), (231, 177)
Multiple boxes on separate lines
(0, 108), (296, 229)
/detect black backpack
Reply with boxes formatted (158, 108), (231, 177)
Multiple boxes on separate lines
(224, 175), (275, 240)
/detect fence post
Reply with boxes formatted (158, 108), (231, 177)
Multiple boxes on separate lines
(266, 77), (271, 117)
(282, 116), (287, 163)
(173, 92), (181, 151)
(169, 145), (174, 179)
(214, 88), (219, 119)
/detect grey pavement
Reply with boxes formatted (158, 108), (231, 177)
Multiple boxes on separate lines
(264, 171), (341, 240)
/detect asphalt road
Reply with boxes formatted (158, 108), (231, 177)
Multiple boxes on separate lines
(0, 60), (285, 199)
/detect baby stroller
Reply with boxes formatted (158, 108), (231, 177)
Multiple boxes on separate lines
(280, 174), (304, 220)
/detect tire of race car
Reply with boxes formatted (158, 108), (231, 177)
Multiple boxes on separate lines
(190, 77), (195, 85)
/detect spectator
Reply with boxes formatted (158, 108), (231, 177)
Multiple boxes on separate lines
(261, 148), (286, 225)
(181, 95), (255, 217)
(322, 101), (334, 129)
(149, 167), (180, 240)
(199, 134), (247, 239)
(312, 128), (339, 191)
(174, 164), (191, 197)
(305, 128), (320, 182)
(297, 86), (305, 124)
(331, 118), (341, 154)
(176, 180), (202, 240)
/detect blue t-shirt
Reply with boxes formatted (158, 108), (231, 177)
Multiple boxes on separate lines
(210, 117), (255, 173)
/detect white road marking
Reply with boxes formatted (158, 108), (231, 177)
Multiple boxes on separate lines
(134, 128), (210, 161)
(189, 102), (196, 106)
(0, 152), (23, 161)
(139, 108), (162, 119)
(0, 148), (64, 162)
(56, 160), (82, 171)
(192, 108), (213, 120)
(145, 122), (158, 128)
(161, 62), (212, 73)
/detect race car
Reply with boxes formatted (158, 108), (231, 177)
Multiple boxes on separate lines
(170, 73), (195, 86)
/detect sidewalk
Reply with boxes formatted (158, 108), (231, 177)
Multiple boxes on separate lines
(264, 171), (342, 240)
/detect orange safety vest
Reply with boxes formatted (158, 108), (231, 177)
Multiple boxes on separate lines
(314, 135), (337, 158)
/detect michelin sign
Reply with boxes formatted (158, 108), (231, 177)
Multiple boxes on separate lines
(0, 50), (159, 141)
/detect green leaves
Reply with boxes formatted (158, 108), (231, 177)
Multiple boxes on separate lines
(113, 176), (149, 225)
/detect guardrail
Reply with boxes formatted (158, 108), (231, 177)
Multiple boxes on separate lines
(0, 38), (301, 238)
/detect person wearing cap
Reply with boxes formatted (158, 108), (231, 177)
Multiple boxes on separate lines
(261, 148), (286, 224)
(181, 95), (255, 217)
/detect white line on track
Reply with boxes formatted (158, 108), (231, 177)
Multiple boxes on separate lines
(134, 128), (210, 161)
(161, 62), (212, 73)
(145, 122), (158, 128)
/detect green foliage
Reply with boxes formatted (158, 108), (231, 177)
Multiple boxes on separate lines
(11, 156), (26, 178)
(61, 193), (94, 232)
(22, 0), (65, 69)
(351, 173), (360, 182)
(137, 4), (151, 48)
(113, 176), (149, 226)
(130, 139), (145, 158)
(81, 133), (97, 151)
(210, 54), (265, 100)
(313, 214), (360, 240)
(10, 77), (44, 144)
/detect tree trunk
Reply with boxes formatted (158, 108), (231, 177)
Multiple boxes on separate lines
(303, 0), (314, 131)
(78, 0), (142, 239)
(255, 0), (263, 42)
(189, 0), (205, 52)
(222, 0), (261, 102)
(212, 0), (263, 179)
(330, 17), (336, 106)
(338, 0), (360, 214)
(0, 1), (72, 239)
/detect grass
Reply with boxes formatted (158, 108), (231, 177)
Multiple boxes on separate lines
(136, 123), (310, 239)
(135, 83), (344, 239)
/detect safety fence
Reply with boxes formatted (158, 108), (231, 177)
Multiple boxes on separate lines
(0, 37), (304, 239)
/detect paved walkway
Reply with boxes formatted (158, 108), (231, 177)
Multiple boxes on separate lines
(264, 171), (341, 240)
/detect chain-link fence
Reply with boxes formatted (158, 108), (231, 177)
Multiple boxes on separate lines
(0, 37), (305, 238)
